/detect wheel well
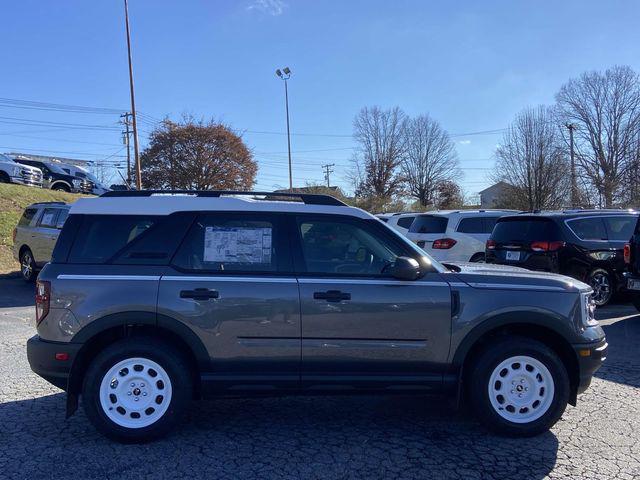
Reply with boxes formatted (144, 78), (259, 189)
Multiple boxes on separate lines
(0, 170), (10, 181)
(18, 245), (32, 259)
(460, 323), (579, 404)
(469, 252), (485, 262)
(51, 181), (71, 191)
(68, 324), (202, 399)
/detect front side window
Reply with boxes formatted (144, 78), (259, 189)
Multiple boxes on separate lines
(55, 210), (69, 229)
(297, 218), (405, 276)
(566, 217), (607, 241)
(172, 214), (281, 273)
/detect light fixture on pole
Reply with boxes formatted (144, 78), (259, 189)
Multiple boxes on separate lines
(276, 67), (293, 190)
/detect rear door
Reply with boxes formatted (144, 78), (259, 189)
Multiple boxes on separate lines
(157, 212), (301, 391)
(292, 214), (451, 390)
(32, 207), (62, 265)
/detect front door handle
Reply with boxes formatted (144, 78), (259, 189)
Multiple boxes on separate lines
(180, 288), (219, 301)
(313, 290), (351, 302)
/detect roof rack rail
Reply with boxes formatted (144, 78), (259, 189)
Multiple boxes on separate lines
(30, 201), (67, 206)
(100, 190), (348, 207)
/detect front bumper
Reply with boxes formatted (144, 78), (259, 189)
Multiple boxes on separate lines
(11, 176), (43, 187)
(573, 338), (608, 395)
(26, 335), (81, 391)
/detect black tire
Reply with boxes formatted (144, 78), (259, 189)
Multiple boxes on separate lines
(468, 336), (569, 437)
(19, 248), (37, 283)
(469, 253), (486, 263)
(52, 183), (70, 192)
(632, 295), (640, 313)
(82, 337), (192, 443)
(586, 268), (613, 306)
(0, 171), (9, 183)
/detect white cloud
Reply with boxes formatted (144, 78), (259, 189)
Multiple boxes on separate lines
(459, 140), (471, 145)
(246, 0), (286, 16)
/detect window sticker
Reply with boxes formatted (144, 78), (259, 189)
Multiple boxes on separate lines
(204, 227), (272, 264)
(41, 212), (56, 226)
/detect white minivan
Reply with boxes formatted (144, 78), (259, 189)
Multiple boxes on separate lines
(406, 210), (517, 263)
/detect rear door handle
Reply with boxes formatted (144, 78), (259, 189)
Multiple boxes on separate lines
(313, 290), (351, 302)
(180, 288), (219, 301)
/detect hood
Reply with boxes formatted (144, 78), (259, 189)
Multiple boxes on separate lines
(444, 261), (592, 294)
(11, 162), (41, 174)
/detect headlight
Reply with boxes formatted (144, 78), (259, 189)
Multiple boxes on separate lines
(72, 179), (81, 187)
(580, 292), (599, 327)
(589, 251), (615, 261)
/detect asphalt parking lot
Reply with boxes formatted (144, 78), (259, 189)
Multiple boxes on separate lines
(0, 277), (638, 480)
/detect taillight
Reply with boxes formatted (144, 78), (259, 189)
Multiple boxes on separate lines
(35, 280), (50, 325)
(530, 241), (565, 252)
(432, 238), (457, 249)
(12, 228), (17, 243)
(486, 239), (496, 250)
(624, 244), (631, 264)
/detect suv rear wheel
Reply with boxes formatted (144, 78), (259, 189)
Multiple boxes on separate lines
(19, 248), (36, 282)
(587, 268), (613, 306)
(82, 337), (192, 443)
(468, 336), (569, 437)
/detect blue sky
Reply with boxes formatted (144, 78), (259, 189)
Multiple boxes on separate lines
(1, 0), (639, 197)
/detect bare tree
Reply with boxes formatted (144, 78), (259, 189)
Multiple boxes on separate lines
(351, 106), (407, 198)
(401, 114), (460, 206)
(493, 106), (569, 210)
(556, 66), (640, 207)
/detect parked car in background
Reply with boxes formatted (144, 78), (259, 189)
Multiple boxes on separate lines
(377, 212), (418, 235)
(486, 210), (638, 306)
(406, 210), (517, 263)
(58, 163), (110, 195)
(12, 157), (91, 193)
(27, 190), (606, 442)
(0, 153), (43, 187)
(623, 214), (640, 311)
(13, 202), (70, 282)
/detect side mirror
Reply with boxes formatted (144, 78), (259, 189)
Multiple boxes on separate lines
(389, 256), (421, 281)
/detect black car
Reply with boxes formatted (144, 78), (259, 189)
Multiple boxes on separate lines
(485, 210), (638, 306)
(623, 215), (640, 311)
(12, 158), (91, 193)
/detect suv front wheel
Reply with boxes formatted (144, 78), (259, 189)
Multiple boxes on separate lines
(82, 338), (192, 443)
(587, 268), (613, 306)
(468, 336), (569, 437)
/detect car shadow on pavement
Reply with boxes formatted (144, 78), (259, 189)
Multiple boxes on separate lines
(0, 276), (34, 308)
(0, 392), (559, 479)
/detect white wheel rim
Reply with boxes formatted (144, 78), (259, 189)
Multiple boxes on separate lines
(21, 253), (32, 278)
(99, 357), (173, 429)
(488, 355), (555, 424)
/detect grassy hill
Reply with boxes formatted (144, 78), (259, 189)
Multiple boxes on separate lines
(0, 183), (86, 275)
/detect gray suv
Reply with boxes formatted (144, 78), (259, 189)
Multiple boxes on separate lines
(27, 191), (607, 443)
(13, 202), (70, 282)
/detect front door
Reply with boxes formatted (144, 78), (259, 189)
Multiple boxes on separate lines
(32, 207), (62, 266)
(292, 215), (452, 390)
(157, 212), (301, 392)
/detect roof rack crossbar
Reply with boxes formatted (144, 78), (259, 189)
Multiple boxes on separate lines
(100, 190), (347, 206)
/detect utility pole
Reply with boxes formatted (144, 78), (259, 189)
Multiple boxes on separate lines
(275, 67), (293, 190)
(124, 0), (141, 189)
(322, 163), (335, 187)
(120, 112), (132, 187)
(565, 123), (577, 206)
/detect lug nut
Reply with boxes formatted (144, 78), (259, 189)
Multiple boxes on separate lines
(127, 391), (132, 396)
(140, 383), (145, 388)
(142, 392), (147, 396)
(134, 397), (139, 402)
(130, 383), (135, 387)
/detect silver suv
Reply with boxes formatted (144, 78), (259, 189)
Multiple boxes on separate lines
(27, 191), (607, 443)
(13, 202), (70, 282)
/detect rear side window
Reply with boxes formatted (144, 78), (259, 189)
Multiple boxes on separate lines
(409, 215), (448, 234)
(68, 215), (157, 264)
(566, 217), (607, 241)
(492, 218), (559, 242)
(18, 208), (38, 227)
(602, 216), (637, 241)
(38, 208), (60, 228)
(396, 216), (415, 229)
(457, 217), (484, 234)
(172, 213), (287, 273)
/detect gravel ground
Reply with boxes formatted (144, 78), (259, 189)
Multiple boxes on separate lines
(0, 279), (638, 480)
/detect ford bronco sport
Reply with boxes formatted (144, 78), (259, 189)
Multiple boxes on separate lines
(27, 191), (607, 443)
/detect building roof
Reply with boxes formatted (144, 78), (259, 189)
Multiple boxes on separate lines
(478, 181), (511, 195)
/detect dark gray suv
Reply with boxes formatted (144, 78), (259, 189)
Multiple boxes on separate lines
(27, 191), (607, 442)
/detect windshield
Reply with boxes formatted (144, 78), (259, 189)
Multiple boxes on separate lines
(45, 162), (67, 175)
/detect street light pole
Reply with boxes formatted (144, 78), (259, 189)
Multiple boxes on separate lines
(565, 123), (577, 206)
(124, 0), (142, 190)
(276, 67), (293, 190)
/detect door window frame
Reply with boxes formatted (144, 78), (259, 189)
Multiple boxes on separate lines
(37, 208), (61, 229)
(289, 213), (418, 278)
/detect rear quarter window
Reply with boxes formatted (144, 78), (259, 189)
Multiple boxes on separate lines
(566, 217), (608, 241)
(409, 215), (448, 234)
(456, 217), (483, 234)
(491, 217), (559, 242)
(602, 216), (637, 241)
(18, 208), (38, 227)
